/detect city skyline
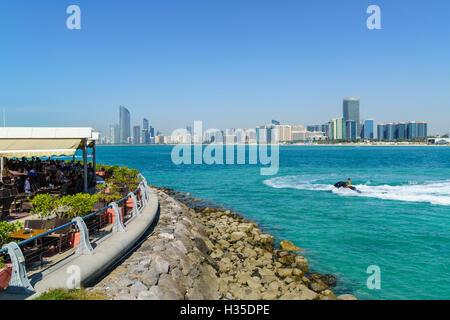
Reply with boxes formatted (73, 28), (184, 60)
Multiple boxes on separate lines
(0, 1), (449, 135)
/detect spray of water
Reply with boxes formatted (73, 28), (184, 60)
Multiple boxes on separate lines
(264, 176), (450, 206)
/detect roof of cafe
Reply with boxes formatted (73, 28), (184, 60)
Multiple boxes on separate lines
(0, 127), (99, 158)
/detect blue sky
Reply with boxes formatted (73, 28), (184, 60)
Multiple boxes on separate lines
(0, 0), (449, 135)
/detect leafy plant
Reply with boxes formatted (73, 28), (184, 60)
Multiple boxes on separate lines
(31, 194), (57, 219)
(56, 194), (98, 219)
(0, 221), (24, 249)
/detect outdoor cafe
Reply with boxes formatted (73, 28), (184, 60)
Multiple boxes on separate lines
(0, 127), (99, 222)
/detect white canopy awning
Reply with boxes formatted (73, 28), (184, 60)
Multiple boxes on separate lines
(0, 127), (98, 158)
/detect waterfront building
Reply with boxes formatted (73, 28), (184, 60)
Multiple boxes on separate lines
(141, 118), (150, 144)
(343, 97), (360, 124)
(385, 123), (395, 140)
(110, 123), (120, 144)
(377, 124), (385, 140)
(395, 123), (407, 140)
(417, 122), (428, 137)
(363, 119), (374, 139)
(345, 120), (357, 141)
(119, 106), (131, 144)
(133, 125), (141, 144)
(276, 125), (293, 142)
(330, 118), (345, 140)
(407, 121), (418, 139)
(150, 126), (155, 138)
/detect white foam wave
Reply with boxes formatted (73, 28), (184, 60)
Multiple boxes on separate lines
(264, 176), (450, 206)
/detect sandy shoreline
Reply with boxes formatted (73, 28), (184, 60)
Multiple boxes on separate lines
(91, 186), (356, 300)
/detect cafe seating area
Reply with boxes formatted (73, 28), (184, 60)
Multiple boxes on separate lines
(0, 157), (96, 222)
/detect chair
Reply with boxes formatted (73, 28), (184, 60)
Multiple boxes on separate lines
(46, 218), (72, 253)
(1, 195), (14, 219)
(24, 219), (46, 230)
(10, 188), (23, 213)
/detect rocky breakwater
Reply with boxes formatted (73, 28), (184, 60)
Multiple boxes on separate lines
(92, 187), (356, 300)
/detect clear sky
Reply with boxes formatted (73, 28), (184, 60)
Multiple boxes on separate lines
(0, 0), (449, 135)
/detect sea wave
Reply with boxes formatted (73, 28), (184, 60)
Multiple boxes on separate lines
(263, 176), (450, 206)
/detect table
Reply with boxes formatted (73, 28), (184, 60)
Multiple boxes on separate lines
(9, 229), (51, 266)
(9, 229), (50, 241)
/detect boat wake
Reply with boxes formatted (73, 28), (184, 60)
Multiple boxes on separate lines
(263, 176), (450, 206)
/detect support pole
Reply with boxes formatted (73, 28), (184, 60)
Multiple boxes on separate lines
(83, 139), (88, 193)
(128, 192), (141, 217)
(92, 142), (97, 188)
(72, 217), (94, 255)
(0, 157), (4, 182)
(2, 242), (34, 294)
(110, 202), (126, 232)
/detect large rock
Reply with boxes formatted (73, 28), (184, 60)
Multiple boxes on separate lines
(259, 234), (274, 245)
(276, 268), (293, 278)
(230, 232), (247, 242)
(137, 289), (160, 300)
(310, 279), (328, 292)
(237, 223), (254, 233)
(294, 256), (310, 273)
(151, 256), (170, 275)
(141, 269), (160, 287)
(129, 281), (148, 298)
(280, 240), (300, 251)
(310, 272), (337, 287)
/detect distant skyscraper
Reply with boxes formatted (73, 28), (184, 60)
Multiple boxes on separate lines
(417, 122), (428, 138)
(363, 119), (374, 139)
(407, 122), (418, 139)
(346, 120), (357, 140)
(150, 126), (155, 138)
(271, 120), (281, 126)
(119, 106), (131, 144)
(142, 118), (150, 144)
(343, 98), (360, 125)
(377, 124), (385, 140)
(133, 125), (141, 144)
(395, 123), (407, 139)
(142, 118), (149, 131)
(110, 124), (120, 144)
(330, 118), (345, 140)
(385, 123), (395, 140)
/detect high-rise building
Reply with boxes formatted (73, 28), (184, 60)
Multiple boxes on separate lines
(343, 98), (360, 125)
(395, 123), (407, 140)
(271, 120), (281, 126)
(377, 124), (385, 140)
(385, 123), (395, 140)
(417, 122), (428, 138)
(330, 118), (345, 140)
(119, 106), (131, 144)
(407, 122), (418, 139)
(142, 118), (149, 131)
(345, 120), (357, 141)
(133, 125), (141, 144)
(141, 118), (150, 144)
(363, 119), (374, 139)
(110, 124), (120, 144)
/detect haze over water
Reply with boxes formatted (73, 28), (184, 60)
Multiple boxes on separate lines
(94, 145), (450, 300)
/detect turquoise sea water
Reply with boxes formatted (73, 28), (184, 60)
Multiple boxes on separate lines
(94, 145), (450, 300)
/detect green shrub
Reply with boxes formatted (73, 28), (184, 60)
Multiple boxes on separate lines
(0, 221), (23, 249)
(31, 194), (57, 219)
(56, 194), (98, 218)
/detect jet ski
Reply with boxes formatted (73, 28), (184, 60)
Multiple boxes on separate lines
(334, 181), (362, 193)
